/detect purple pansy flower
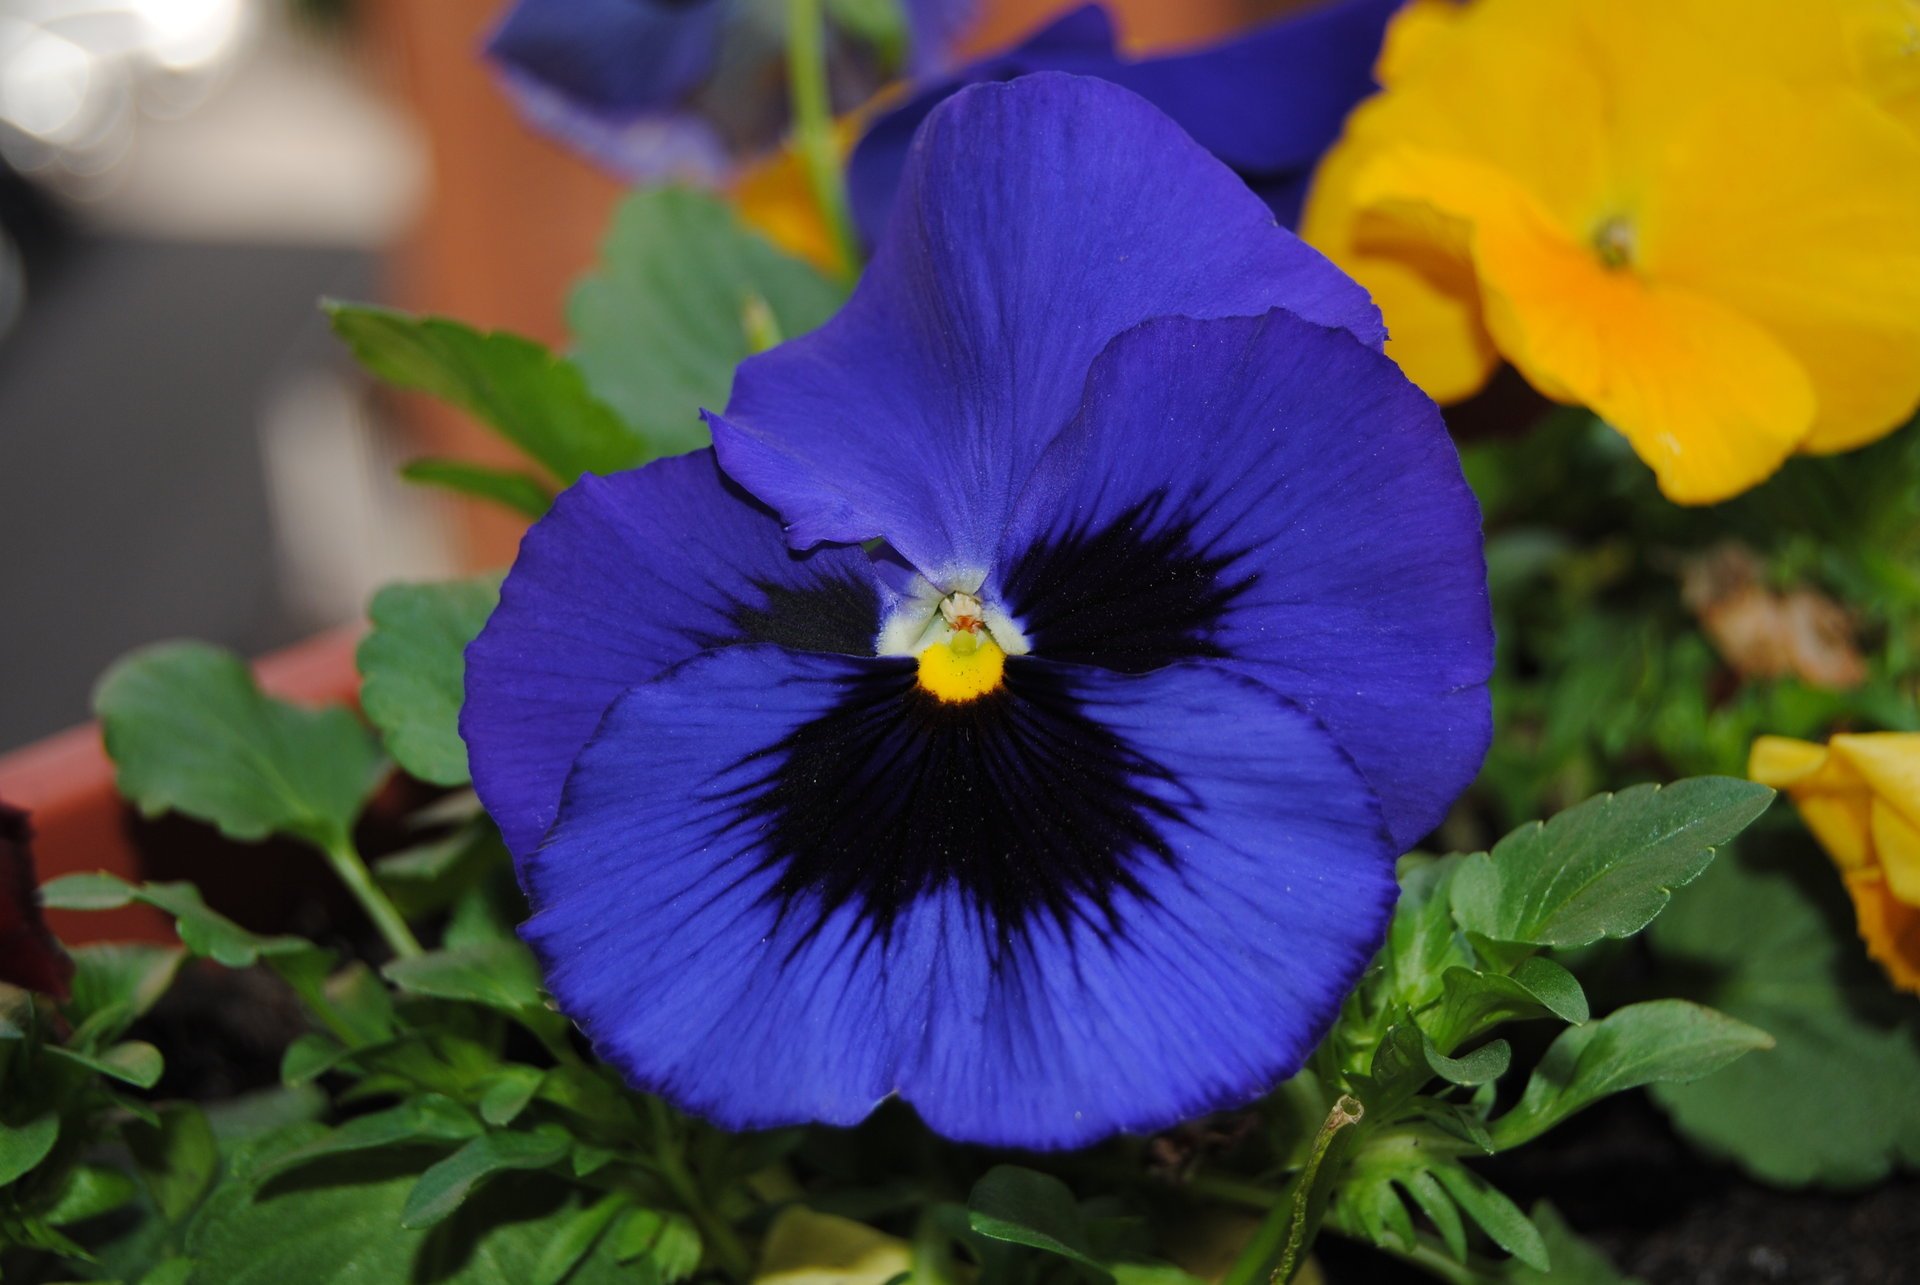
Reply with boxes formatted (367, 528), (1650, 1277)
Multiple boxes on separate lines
(463, 74), (1491, 1148)
(484, 0), (975, 182)
(849, 0), (1402, 237)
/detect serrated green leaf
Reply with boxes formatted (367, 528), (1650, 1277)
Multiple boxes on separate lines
(48, 1039), (164, 1088)
(357, 577), (501, 787)
(400, 457), (553, 518)
(328, 303), (645, 482)
(532, 1193), (628, 1285)
(968, 1165), (1112, 1281)
(1451, 778), (1775, 947)
(131, 881), (315, 970)
(1492, 1001), (1771, 1150)
(1428, 958), (1588, 1052)
(41, 1162), (139, 1225)
(1648, 835), (1920, 1185)
(0, 1112), (60, 1185)
(1431, 1165), (1548, 1271)
(569, 187), (846, 456)
(188, 1155), (633, 1284)
(94, 642), (384, 851)
(401, 1126), (571, 1229)
(127, 1104), (217, 1222)
(1380, 855), (1473, 1013)
(383, 941), (545, 1012)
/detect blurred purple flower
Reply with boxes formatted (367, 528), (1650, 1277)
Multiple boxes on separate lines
(849, 0), (1401, 237)
(0, 801), (72, 1001)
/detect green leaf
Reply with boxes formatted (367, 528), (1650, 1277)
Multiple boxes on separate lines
(279, 1034), (351, 1088)
(189, 1154), (634, 1284)
(1497, 1203), (1644, 1284)
(94, 642), (384, 850)
(1399, 1169), (1467, 1262)
(1427, 958), (1589, 1052)
(569, 187), (846, 457)
(479, 1066), (545, 1127)
(63, 942), (186, 1047)
(383, 941), (545, 1013)
(1422, 1035), (1511, 1086)
(37, 871), (138, 910)
(132, 880), (316, 970)
(1451, 778), (1776, 948)
(400, 1126), (572, 1229)
(1379, 855), (1474, 1013)
(968, 1165), (1112, 1281)
(357, 578), (501, 787)
(1492, 1000), (1772, 1149)
(259, 1096), (481, 1180)
(400, 457), (553, 519)
(328, 302), (645, 482)
(0, 1112), (60, 1185)
(532, 1192), (627, 1285)
(1431, 1165), (1548, 1271)
(48, 1039), (164, 1088)
(138, 1259), (195, 1285)
(1647, 834), (1920, 1185)
(127, 1104), (218, 1222)
(609, 1207), (701, 1279)
(42, 1163), (140, 1225)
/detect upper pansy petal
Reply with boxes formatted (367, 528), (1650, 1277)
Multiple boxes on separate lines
(522, 644), (1394, 1146)
(461, 451), (885, 863)
(711, 73), (1384, 581)
(992, 309), (1492, 850)
(901, 0), (981, 72)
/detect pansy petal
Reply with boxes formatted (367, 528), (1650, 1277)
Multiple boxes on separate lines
(992, 309), (1490, 851)
(711, 73), (1384, 581)
(462, 452), (885, 862)
(524, 645), (1394, 1146)
(485, 0), (725, 115)
(901, 0), (981, 72)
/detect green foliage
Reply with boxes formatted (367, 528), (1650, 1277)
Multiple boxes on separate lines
(968, 1166), (1115, 1280)
(399, 458), (554, 519)
(569, 187), (846, 456)
(94, 642), (385, 852)
(1450, 777), (1775, 948)
(357, 577), (502, 787)
(327, 303), (647, 484)
(1646, 831), (1920, 1185)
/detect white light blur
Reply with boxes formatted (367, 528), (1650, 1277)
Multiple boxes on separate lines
(129, 0), (246, 72)
(0, 22), (95, 144)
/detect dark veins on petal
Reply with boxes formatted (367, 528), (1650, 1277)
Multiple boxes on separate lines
(694, 570), (884, 656)
(1000, 491), (1254, 673)
(725, 660), (1181, 948)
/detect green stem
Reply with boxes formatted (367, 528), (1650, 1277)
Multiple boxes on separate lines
(322, 839), (423, 959)
(649, 1098), (754, 1280)
(1221, 1096), (1365, 1285)
(785, 0), (860, 279)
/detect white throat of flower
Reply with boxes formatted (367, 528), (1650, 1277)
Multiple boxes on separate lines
(878, 582), (1031, 659)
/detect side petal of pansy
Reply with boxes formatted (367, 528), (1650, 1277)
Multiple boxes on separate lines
(847, 0), (1400, 238)
(461, 452), (888, 861)
(522, 644), (1394, 1146)
(710, 73), (1384, 581)
(993, 309), (1491, 852)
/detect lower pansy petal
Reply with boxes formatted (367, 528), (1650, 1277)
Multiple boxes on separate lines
(993, 309), (1491, 851)
(713, 73), (1383, 581)
(523, 644), (1395, 1146)
(462, 451), (885, 862)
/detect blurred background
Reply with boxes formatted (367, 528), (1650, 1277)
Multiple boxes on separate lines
(0, 0), (1313, 755)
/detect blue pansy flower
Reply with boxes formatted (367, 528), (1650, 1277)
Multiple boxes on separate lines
(463, 74), (1491, 1148)
(485, 0), (975, 182)
(849, 0), (1401, 238)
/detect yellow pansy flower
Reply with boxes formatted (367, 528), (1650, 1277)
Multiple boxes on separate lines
(1302, 0), (1920, 504)
(1751, 733), (1920, 994)
(753, 1208), (914, 1285)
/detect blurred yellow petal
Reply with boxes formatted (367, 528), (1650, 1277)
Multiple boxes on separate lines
(1798, 795), (1877, 873)
(1831, 733), (1920, 827)
(1870, 799), (1920, 904)
(1357, 148), (1814, 503)
(1844, 870), (1920, 995)
(1643, 84), (1920, 453)
(1373, 0), (1468, 86)
(1299, 133), (1496, 403)
(731, 117), (863, 278)
(1749, 735), (1836, 789)
(755, 1209), (912, 1285)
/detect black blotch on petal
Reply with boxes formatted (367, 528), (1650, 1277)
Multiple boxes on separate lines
(695, 570), (883, 656)
(725, 659), (1180, 946)
(999, 491), (1253, 674)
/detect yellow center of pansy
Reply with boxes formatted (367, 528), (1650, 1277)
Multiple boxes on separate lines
(1592, 216), (1636, 270)
(916, 630), (1006, 704)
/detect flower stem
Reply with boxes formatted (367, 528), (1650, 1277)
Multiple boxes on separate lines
(1220, 1095), (1365, 1285)
(322, 838), (423, 959)
(785, 0), (860, 280)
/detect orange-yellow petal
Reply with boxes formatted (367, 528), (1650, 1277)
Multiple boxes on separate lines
(1843, 870), (1920, 994)
(1299, 133), (1497, 404)
(1642, 83), (1920, 453)
(1356, 148), (1815, 504)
